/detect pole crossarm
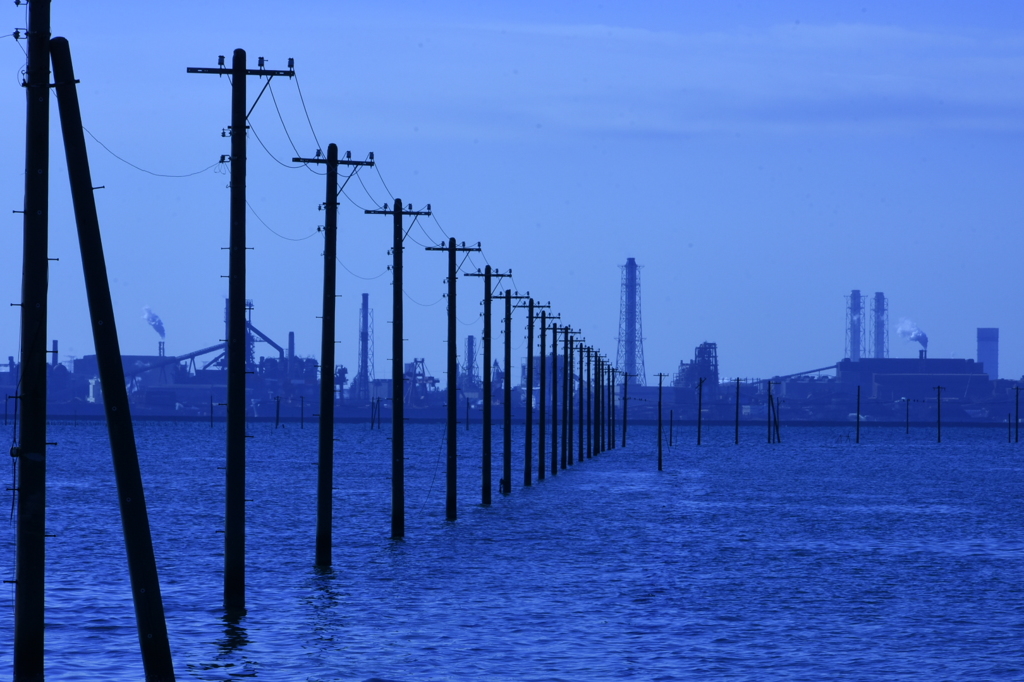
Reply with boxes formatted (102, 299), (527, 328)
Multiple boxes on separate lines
(425, 241), (482, 254)
(292, 154), (374, 167)
(186, 67), (294, 77)
(365, 203), (432, 217)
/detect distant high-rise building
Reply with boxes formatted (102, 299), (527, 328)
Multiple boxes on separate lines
(977, 328), (998, 380)
(616, 257), (646, 386)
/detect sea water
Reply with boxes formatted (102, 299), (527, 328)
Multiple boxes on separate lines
(1, 420), (1022, 681)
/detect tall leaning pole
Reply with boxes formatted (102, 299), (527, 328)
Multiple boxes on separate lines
(14, 0), (50, 677)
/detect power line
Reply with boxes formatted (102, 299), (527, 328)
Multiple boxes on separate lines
(336, 256), (387, 280)
(339, 188), (378, 212)
(248, 121), (303, 168)
(246, 200), (319, 241)
(403, 289), (444, 307)
(82, 127), (222, 177)
(268, 81), (324, 175)
(293, 72), (323, 158)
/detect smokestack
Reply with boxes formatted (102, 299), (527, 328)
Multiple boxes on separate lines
(848, 290), (862, 362)
(288, 331), (295, 363)
(919, 349), (927, 360)
(977, 328), (998, 379)
(51, 339), (58, 368)
(872, 292), (887, 358)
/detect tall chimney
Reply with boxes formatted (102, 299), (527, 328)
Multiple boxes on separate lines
(848, 290), (862, 362)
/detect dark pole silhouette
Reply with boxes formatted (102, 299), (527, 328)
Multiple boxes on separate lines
(697, 377), (705, 445)
(53, 38), (176, 680)
(14, 0), (50, 675)
(657, 373), (667, 471)
(621, 372), (630, 447)
(294, 145), (373, 564)
(426, 239), (479, 518)
(524, 298), (535, 486)
(551, 322), (559, 476)
(466, 267), (508, 503)
(735, 378), (741, 444)
(565, 325), (573, 464)
(503, 290), (512, 493)
(538, 311), (547, 481)
(565, 333), (573, 464)
(365, 200), (431, 537)
(856, 385), (861, 444)
(578, 340), (585, 462)
(189, 48), (295, 605)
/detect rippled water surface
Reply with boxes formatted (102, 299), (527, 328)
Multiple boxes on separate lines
(2, 421), (1023, 680)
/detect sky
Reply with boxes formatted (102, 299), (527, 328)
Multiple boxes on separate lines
(2, 1), (1024, 386)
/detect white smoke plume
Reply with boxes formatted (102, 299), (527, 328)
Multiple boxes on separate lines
(896, 318), (928, 349)
(142, 305), (166, 339)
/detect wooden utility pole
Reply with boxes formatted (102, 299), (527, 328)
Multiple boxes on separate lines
(365, 199), (432, 537)
(698, 377), (705, 445)
(565, 323), (573, 462)
(52, 39), (176, 680)
(293, 145), (373, 564)
(14, 0), (50, 675)
(536, 307), (561, 477)
(551, 322), (559, 475)
(621, 372), (631, 448)
(501, 291), (531, 493)
(735, 377), (741, 444)
(608, 365), (616, 451)
(425, 239), (480, 519)
(657, 373), (668, 471)
(856, 385), (861, 444)
(578, 339), (585, 462)
(466, 267), (509, 503)
(523, 301), (550, 486)
(189, 48), (294, 610)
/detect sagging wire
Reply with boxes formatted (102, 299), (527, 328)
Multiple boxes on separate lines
(246, 200), (319, 241)
(373, 162), (395, 202)
(340, 188), (377, 212)
(336, 256), (387, 281)
(268, 81), (324, 176)
(293, 73), (324, 160)
(249, 121), (304, 169)
(356, 170), (385, 209)
(402, 289), (444, 307)
(83, 127), (221, 178)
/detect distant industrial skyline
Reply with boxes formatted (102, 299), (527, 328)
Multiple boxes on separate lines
(3, 1), (1022, 383)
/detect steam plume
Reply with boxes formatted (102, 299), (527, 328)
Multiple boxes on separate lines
(896, 318), (927, 349)
(143, 305), (166, 339)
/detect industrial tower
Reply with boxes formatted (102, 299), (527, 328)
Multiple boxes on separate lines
(616, 257), (646, 386)
(845, 289), (865, 362)
(871, 292), (888, 358)
(460, 335), (479, 390)
(353, 293), (374, 401)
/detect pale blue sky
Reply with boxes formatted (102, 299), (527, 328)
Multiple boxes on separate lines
(3, 1), (1023, 384)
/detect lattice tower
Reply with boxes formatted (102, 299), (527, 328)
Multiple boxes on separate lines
(616, 257), (646, 386)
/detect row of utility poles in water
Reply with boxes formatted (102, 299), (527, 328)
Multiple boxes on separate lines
(11, 25), (635, 679)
